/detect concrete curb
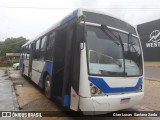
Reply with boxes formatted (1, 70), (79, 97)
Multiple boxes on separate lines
(8, 69), (22, 120)
(8, 70), (20, 111)
(11, 84), (20, 111)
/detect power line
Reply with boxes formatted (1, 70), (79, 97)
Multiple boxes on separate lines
(0, 6), (160, 9)
(0, 6), (76, 9)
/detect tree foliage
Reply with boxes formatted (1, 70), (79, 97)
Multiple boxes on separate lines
(0, 37), (28, 56)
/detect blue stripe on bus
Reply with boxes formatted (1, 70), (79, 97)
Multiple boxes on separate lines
(88, 77), (143, 93)
(61, 9), (78, 25)
(38, 61), (53, 88)
(63, 95), (70, 106)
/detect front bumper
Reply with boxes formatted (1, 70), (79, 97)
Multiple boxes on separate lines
(79, 92), (144, 115)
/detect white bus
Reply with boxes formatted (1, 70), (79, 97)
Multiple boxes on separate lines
(20, 8), (144, 115)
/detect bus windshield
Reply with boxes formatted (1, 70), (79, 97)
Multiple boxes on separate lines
(86, 25), (142, 77)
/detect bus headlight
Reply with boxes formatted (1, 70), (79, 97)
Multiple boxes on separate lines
(90, 84), (105, 96)
(91, 86), (98, 94)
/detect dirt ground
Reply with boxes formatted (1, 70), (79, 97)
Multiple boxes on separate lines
(139, 79), (160, 111)
(144, 62), (160, 67)
(6, 68), (160, 120)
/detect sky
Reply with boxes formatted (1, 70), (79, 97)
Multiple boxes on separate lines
(0, 0), (160, 41)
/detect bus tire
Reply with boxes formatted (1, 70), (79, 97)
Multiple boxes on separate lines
(44, 74), (52, 99)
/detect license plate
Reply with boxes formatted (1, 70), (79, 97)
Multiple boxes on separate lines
(120, 98), (130, 104)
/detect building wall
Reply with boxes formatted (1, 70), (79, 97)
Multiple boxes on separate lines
(0, 56), (5, 62)
(6, 53), (20, 60)
(137, 19), (160, 61)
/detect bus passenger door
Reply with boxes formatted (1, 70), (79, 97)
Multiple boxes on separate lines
(52, 23), (81, 109)
(69, 23), (83, 111)
(52, 27), (68, 103)
(52, 23), (80, 108)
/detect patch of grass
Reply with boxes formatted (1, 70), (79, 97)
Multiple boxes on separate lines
(0, 60), (19, 67)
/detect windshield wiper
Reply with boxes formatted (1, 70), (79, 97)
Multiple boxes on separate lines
(128, 33), (131, 62)
(118, 34), (126, 77)
(128, 33), (139, 61)
(100, 25), (120, 46)
(101, 24), (125, 75)
(100, 24), (125, 68)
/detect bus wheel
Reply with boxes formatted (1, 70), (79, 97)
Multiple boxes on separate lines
(45, 74), (51, 99)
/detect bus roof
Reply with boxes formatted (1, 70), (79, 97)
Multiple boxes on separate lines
(22, 8), (136, 47)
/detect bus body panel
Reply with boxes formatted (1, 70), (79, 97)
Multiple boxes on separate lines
(79, 92), (144, 114)
(135, 25), (145, 93)
(31, 60), (45, 84)
(88, 77), (143, 94)
(79, 43), (91, 98)
(23, 59), (53, 88)
(38, 61), (53, 88)
(23, 59), (29, 76)
(70, 86), (79, 111)
(24, 66), (28, 76)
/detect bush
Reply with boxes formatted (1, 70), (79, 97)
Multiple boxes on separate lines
(0, 60), (19, 67)
(11, 60), (19, 64)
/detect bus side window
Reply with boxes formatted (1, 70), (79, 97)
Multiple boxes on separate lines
(46, 32), (55, 61)
(24, 46), (26, 59)
(41, 36), (47, 49)
(40, 36), (47, 60)
(33, 40), (40, 60)
(26, 46), (28, 59)
(36, 40), (40, 50)
(26, 45), (30, 59)
(27, 44), (31, 59)
(21, 47), (24, 58)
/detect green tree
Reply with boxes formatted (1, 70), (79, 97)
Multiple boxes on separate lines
(0, 42), (3, 56)
(0, 37), (28, 56)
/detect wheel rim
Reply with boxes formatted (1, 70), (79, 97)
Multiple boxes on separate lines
(45, 75), (51, 98)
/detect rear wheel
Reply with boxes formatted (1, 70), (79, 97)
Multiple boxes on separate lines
(44, 74), (52, 99)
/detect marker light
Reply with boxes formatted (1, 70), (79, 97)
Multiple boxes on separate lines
(91, 86), (98, 94)
(137, 84), (143, 92)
